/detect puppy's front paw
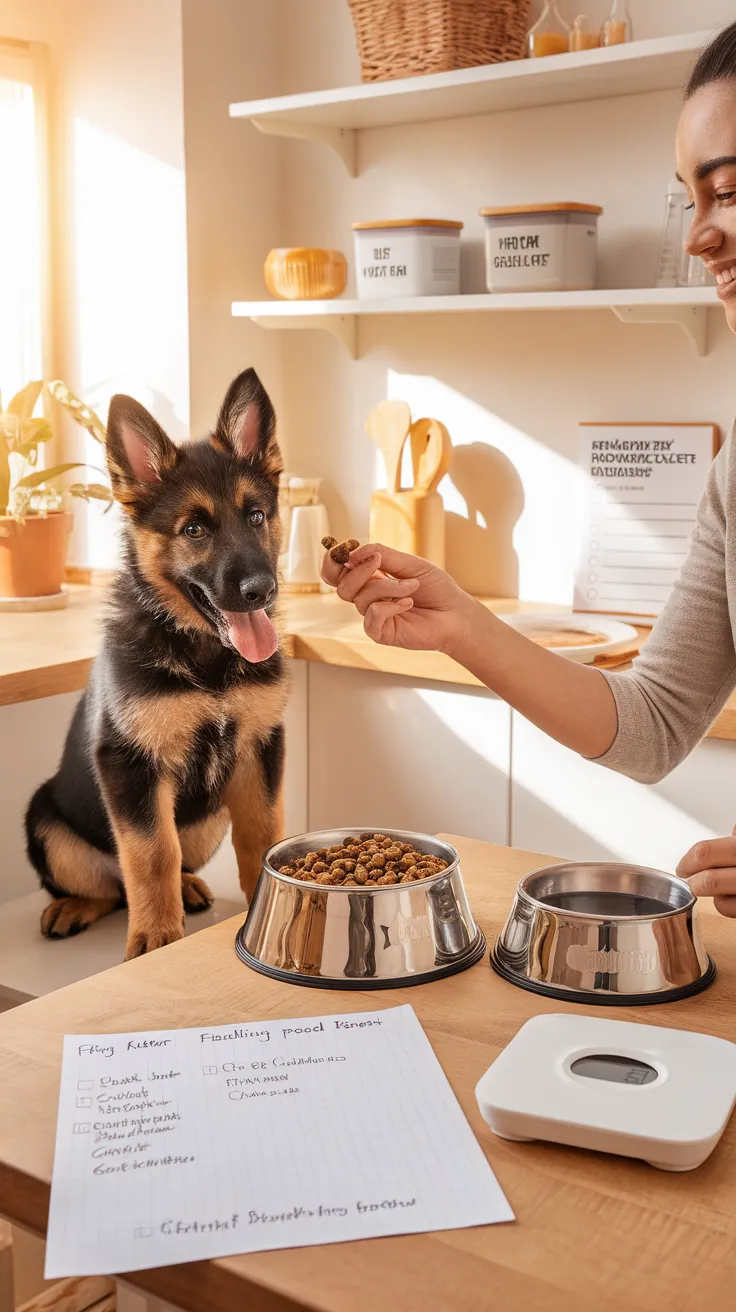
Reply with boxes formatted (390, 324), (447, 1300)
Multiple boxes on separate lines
(182, 871), (214, 913)
(125, 923), (184, 960)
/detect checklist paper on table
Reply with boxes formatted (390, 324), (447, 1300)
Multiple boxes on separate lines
(45, 1004), (513, 1276)
(574, 423), (717, 618)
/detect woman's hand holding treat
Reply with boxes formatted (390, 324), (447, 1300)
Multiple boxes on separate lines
(321, 541), (476, 654)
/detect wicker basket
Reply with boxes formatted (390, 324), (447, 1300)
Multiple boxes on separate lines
(347, 0), (531, 82)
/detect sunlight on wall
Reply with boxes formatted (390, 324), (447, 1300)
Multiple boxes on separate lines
(0, 78), (41, 401)
(73, 118), (189, 564)
(388, 370), (586, 605)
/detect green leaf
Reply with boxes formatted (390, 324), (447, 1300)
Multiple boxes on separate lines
(7, 380), (43, 421)
(47, 381), (107, 444)
(15, 461), (87, 490)
(11, 419), (53, 457)
(67, 482), (113, 502)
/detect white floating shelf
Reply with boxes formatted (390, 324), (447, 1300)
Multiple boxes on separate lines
(230, 32), (711, 174)
(232, 287), (719, 357)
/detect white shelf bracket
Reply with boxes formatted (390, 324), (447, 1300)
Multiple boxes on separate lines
(251, 314), (357, 358)
(611, 303), (709, 356)
(251, 116), (357, 176)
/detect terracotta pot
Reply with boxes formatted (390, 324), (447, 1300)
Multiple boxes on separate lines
(0, 511), (74, 598)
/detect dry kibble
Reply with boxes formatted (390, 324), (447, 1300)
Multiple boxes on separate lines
(321, 536), (337, 550)
(277, 833), (448, 887)
(329, 538), (360, 565)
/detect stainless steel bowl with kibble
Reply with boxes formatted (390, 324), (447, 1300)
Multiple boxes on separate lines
(491, 862), (716, 1005)
(235, 828), (485, 989)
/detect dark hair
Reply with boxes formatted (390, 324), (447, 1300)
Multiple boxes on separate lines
(686, 22), (736, 98)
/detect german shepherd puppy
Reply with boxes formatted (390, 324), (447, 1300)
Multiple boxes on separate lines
(25, 369), (289, 959)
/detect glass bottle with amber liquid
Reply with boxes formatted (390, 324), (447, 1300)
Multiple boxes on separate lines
(527, 1), (570, 58)
(601, 0), (632, 46)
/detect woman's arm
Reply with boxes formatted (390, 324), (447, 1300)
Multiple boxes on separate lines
(322, 433), (736, 781)
(595, 435), (736, 782)
(322, 542), (618, 758)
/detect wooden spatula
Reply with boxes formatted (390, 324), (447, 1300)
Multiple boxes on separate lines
(366, 400), (411, 494)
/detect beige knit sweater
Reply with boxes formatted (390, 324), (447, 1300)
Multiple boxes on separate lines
(597, 426), (736, 784)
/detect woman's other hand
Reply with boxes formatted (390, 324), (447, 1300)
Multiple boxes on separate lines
(320, 542), (477, 655)
(677, 827), (736, 917)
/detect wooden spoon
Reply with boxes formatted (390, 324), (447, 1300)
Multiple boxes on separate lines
(414, 419), (452, 493)
(409, 418), (433, 489)
(366, 400), (411, 494)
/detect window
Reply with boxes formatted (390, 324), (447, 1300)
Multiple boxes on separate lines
(0, 40), (49, 404)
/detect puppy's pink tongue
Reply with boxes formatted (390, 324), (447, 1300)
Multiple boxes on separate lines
(223, 610), (278, 662)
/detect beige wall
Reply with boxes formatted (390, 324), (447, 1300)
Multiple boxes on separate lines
(0, 0), (189, 566)
(184, 0), (736, 604)
(181, 0), (283, 441)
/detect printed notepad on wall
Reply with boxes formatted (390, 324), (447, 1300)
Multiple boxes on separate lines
(574, 424), (719, 618)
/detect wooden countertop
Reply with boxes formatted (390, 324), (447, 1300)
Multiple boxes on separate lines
(0, 835), (734, 1311)
(2, 585), (736, 741)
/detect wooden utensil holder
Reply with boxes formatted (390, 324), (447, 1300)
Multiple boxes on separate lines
(369, 489), (445, 568)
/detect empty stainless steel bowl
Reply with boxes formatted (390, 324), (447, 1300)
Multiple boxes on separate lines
(491, 861), (715, 1005)
(235, 828), (485, 989)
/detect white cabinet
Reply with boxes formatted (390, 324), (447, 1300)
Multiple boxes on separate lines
(307, 663), (511, 842)
(510, 712), (736, 871)
(0, 692), (81, 904)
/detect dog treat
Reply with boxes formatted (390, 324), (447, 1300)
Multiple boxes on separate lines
(321, 536), (337, 550)
(329, 538), (360, 565)
(277, 833), (449, 885)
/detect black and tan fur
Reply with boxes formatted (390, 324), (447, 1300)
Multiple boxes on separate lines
(25, 369), (289, 959)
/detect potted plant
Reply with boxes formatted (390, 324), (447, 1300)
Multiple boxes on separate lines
(0, 379), (112, 600)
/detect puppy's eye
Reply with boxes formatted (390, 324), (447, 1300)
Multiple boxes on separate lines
(248, 509), (265, 527)
(183, 522), (206, 540)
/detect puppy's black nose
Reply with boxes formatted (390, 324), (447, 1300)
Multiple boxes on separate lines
(240, 573), (277, 609)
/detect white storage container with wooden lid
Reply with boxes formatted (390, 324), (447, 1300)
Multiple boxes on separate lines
(352, 218), (463, 299)
(480, 203), (603, 293)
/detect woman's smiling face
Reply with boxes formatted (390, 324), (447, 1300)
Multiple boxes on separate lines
(677, 80), (736, 331)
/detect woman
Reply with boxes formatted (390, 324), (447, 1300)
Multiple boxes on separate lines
(322, 22), (736, 918)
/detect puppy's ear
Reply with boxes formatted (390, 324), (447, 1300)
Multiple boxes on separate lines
(214, 368), (281, 477)
(106, 395), (178, 509)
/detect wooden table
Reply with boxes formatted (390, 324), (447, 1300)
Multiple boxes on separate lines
(0, 836), (734, 1312)
(4, 586), (736, 740)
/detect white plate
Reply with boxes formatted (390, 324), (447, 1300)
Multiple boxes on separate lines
(500, 613), (638, 663)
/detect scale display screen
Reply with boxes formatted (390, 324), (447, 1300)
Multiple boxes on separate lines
(570, 1054), (658, 1086)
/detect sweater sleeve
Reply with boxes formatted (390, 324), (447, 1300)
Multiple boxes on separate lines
(593, 430), (736, 784)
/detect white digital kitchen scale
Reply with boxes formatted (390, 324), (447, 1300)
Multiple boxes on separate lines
(475, 1014), (736, 1171)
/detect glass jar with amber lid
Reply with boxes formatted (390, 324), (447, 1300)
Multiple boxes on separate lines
(527, 1), (570, 57)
